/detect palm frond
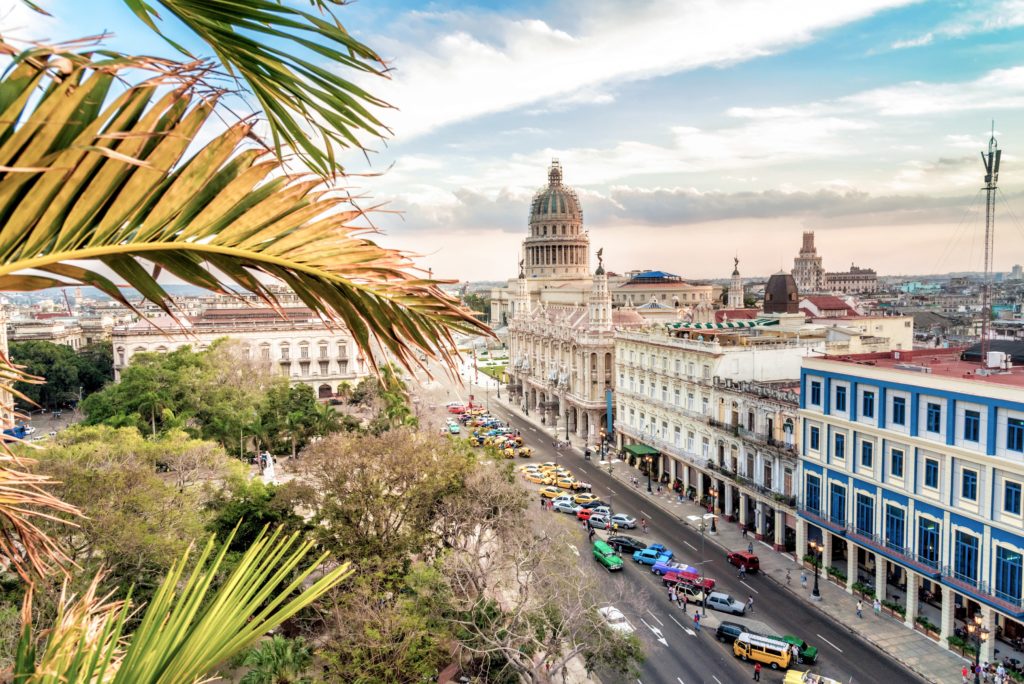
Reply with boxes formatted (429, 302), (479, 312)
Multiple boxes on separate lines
(120, 0), (393, 176)
(0, 45), (490, 373)
(14, 526), (352, 683)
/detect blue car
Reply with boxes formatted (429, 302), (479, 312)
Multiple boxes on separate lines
(633, 547), (673, 566)
(651, 558), (699, 577)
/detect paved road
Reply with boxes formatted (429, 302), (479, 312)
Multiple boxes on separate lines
(478, 397), (927, 684)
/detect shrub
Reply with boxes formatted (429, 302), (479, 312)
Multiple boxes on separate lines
(882, 599), (906, 617)
(851, 581), (876, 598)
(915, 615), (938, 632)
(802, 554), (822, 568)
(825, 566), (847, 582)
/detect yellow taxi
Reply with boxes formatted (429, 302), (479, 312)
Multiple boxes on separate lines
(574, 492), (599, 505)
(518, 447), (533, 458)
(524, 472), (548, 484)
(555, 478), (582, 490)
(518, 464), (540, 473)
(539, 486), (562, 499)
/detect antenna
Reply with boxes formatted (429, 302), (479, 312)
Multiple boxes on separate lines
(979, 122), (1001, 362)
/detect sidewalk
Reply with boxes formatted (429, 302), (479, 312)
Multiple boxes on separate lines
(494, 392), (967, 684)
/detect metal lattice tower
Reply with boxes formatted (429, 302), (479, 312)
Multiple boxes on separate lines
(980, 124), (1001, 363)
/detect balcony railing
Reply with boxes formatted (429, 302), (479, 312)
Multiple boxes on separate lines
(708, 418), (738, 436)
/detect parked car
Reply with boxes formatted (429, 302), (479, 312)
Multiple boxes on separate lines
(671, 581), (707, 605)
(783, 671), (843, 684)
(632, 547), (671, 566)
(590, 506), (612, 517)
(539, 486), (562, 499)
(651, 558), (701, 578)
(646, 543), (673, 557)
(573, 493), (599, 505)
(553, 500), (579, 514)
(447, 423), (460, 435)
(727, 551), (760, 573)
(588, 514), (610, 529)
(706, 592), (746, 615)
(716, 620), (755, 644)
(593, 540), (624, 572)
(607, 536), (647, 554)
(609, 514), (636, 529)
(578, 499), (611, 509)
(663, 571), (716, 591)
(552, 494), (575, 506)
(577, 507), (596, 521)
(774, 635), (818, 664)
(597, 605), (633, 632)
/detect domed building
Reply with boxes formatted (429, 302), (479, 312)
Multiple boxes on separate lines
(522, 161), (590, 280)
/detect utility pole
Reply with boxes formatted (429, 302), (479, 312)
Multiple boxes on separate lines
(980, 123), (1001, 363)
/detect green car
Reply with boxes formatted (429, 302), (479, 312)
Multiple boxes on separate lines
(775, 635), (818, 664)
(593, 540), (623, 572)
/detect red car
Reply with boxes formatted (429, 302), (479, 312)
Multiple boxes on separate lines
(576, 508), (595, 521)
(447, 404), (466, 414)
(662, 571), (716, 591)
(726, 551), (760, 573)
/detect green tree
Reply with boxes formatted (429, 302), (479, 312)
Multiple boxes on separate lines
(240, 636), (313, 684)
(207, 479), (310, 554)
(9, 341), (82, 410)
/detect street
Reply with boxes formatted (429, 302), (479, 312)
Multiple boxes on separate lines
(445, 376), (928, 684)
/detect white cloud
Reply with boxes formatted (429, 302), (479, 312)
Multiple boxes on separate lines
(370, 0), (913, 138)
(890, 0), (1024, 49)
(891, 32), (933, 49)
(841, 66), (1024, 116)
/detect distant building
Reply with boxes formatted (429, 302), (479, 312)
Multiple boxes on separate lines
(7, 318), (85, 350)
(1010, 264), (1023, 281)
(112, 307), (368, 398)
(792, 231), (878, 294)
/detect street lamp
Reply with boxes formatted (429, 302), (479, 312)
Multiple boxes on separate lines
(565, 408), (570, 441)
(808, 540), (822, 600)
(644, 454), (653, 493)
(708, 485), (719, 533)
(965, 613), (990, 684)
(599, 428), (606, 462)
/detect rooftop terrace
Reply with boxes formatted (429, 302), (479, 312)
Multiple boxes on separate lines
(821, 348), (1024, 388)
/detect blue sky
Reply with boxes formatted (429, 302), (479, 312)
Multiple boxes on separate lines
(5, 0), (1024, 282)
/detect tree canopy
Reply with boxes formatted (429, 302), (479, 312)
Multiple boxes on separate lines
(9, 340), (113, 410)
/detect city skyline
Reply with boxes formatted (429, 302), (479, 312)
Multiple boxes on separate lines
(10, 0), (1024, 282)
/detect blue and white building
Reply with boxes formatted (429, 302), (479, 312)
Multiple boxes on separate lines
(797, 348), (1024, 660)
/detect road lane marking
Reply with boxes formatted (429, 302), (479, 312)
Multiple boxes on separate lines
(639, 618), (669, 647)
(646, 609), (663, 626)
(578, 467), (587, 474)
(566, 543), (579, 557)
(641, 510), (651, 517)
(683, 541), (697, 551)
(668, 614), (696, 636)
(816, 634), (844, 652)
(608, 488), (617, 495)
(740, 580), (759, 594)
(529, 427), (537, 432)
(713, 677), (723, 684)
(677, 678), (685, 684)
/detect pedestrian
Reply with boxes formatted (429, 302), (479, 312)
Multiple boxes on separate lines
(791, 644), (800, 664)
(681, 594), (688, 614)
(739, 563), (746, 580)
(753, 662), (761, 681)
(873, 597), (881, 617)
(693, 612), (700, 632)
(741, 525), (748, 538)
(801, 569), (808, 588)
(588, 527), (595, 542)
(746, 596), (754, 614)
(962, 665), (970, 684)
(540, 496), (546, 509)
(856, 600), (863, 619)
(669, 586), (677, 605)
(747, 541), (754, 554)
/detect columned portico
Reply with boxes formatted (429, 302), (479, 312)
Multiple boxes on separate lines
(904, 571), (918, 627)
(940, 586), (955, 648)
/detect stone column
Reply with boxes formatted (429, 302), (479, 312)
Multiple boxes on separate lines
(904, 571), (918, 627)
(847, 543), (858, 593)
(939, 586), (955, 649)
(683, 466), (691, 493)
(724, 485), (734, 521)
(670, 457), (678, 484)
(774, 510), (786, 551)
(739, 493), (749, 529)
(822, 531), (833, 570)
(980, 606), (996, 663)
(756, 501), (767, 540)
(697, 471), (707, 500)
(795, 518), (807, 560)
(875, 555), (887, 605)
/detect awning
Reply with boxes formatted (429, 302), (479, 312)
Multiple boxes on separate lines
(623, 443), (660, 457)
(666, 318), (780, 330)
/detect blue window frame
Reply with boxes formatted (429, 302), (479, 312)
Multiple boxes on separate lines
(892, 397), (906, 426)
(926, 402), (942, 433)
(834, 433), (846, 460)
(1006, 482), (1022, 515)
(809, 426), (820, 451)
(1009, 418), (1024, 453)
(918, 518), (940, 569)
(962, 469), (978, 501)
(855, 494), (874, 536)
(891, 449), (904, 478)
(924, 459), (939, 489)
(964, 410), (980, 443)
(810, 380), (821, 406)
(835, 386), (847, 412)
(830, 483), (846, 526)
(996, 547), (1023, 604)
(954, 530), (979, 584)
(862, 391), (875, 419)
(885, 505), (905, 551)
(806, 474), (821, 514)
(861, 441), (873, 468)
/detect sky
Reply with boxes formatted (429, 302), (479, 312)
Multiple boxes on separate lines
(5, 0), (1024, 283)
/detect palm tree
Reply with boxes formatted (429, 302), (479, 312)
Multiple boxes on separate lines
(0, 1), (491, 679)
(311, 401), (342, 436)
(240, 635), (314, 684)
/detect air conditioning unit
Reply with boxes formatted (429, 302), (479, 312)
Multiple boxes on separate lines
(986, 351), (1008, 369)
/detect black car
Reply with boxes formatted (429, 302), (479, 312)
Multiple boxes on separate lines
(607, 535), (647, 554)
(579, 499), (611, 510)
(715, 621), (754, 644)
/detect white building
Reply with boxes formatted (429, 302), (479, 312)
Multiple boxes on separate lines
(798, 347), (1024, 661)
(112, 307), (368, 397)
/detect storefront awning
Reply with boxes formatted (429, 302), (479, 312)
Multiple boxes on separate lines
(666, 318), (780, 330)
(623, 443), (660, 457)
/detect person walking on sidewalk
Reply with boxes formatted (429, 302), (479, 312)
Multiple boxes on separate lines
(856, 600), (863, 619)
(801, 569), (808, 588)
(747, 541), (754, 554)
(588, 527), (595, 542)
(669, 586), (677, 606)
(739, 563), (746, 580)
(693, 612), (700, 632)
(873, 597), (881, 617)
(746, 596), (754, 614)
(681, 594), (688, 614)
(753, 663), (761, 681)
(741, 525), (748, 538)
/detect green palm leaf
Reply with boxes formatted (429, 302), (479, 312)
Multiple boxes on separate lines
(14, 526), (352, 683)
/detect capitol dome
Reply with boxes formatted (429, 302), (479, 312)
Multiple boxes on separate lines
(522, 160), (589, 280)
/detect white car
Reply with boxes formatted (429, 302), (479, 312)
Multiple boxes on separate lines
(610, 514), (636, 529)
(598, 606), (635, 634)
(553, 500), (579, 514)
